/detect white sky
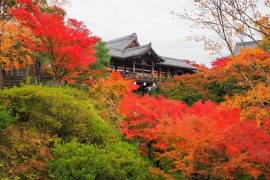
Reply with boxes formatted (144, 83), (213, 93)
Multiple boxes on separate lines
(64, 0), (268, 67)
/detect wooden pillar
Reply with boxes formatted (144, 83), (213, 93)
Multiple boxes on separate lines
(175, 70), (177, 77)
(133, 60), (136, 78)
(166, 68), (170, 79)
(111, 59), (114, 72)
(115, 65), (117, 71)
(151, 61), (154, 77)
(158, 66), (161, 80)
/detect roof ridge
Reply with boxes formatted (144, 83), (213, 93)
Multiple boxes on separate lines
(106, 33), (136, 44)
(124, 43), (151, 51)
(236, 40), (262, 45)
(109, 43), (149, 52)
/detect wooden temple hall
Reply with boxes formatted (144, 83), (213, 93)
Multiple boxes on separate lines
(106, 33), (196, 91)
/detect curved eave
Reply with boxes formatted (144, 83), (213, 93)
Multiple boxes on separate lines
(157, 64), (197, 71)
(148, 44), (165, 63)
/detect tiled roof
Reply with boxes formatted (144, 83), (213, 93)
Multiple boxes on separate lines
(106, 33), (139, 50)
(108, 43), (152, 59)
(159, 56), (197, 70)
(233, 40), (262, 56)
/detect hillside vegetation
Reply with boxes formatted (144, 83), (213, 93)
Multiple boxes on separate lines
(0, 85), (151, 179)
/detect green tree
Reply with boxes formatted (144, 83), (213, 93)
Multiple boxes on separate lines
(90, 41), (111, 71)
(49, 140), (151, 180)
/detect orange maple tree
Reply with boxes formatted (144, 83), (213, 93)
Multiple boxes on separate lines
(89, 71), (138, 123)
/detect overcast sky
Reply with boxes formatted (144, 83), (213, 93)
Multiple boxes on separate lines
(64, 0), (266, 67)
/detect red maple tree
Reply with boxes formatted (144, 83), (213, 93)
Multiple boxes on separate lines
(119, 93), (270, 178)
(10, 0), (99, 84)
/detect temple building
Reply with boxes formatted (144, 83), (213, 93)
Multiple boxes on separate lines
(106, 33), (196, 91)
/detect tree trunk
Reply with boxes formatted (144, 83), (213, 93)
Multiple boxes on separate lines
(0, 64), (3, 89)
(25, 66), (29, 77)
(52, 75), (57, 86)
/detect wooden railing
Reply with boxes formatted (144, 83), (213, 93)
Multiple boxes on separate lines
(122, 72), (169, 82)
(3, 75), (26, 88)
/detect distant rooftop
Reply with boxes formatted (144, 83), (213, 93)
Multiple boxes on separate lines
(233, 40), (262, 56)
(159, 56), (196, 70)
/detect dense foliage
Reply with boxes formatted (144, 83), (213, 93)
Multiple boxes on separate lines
(89, 71), (137, 124)
(119, 93), (270, 179)
(0, 85), (151, 179)
(10, 0), (99, 84)
(154, 70), (226, 106)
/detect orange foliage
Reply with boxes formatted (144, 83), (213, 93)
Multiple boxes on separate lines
(119, 93), (270, 178)
(219, 48), (270, 123)
(89, 71), (138, 123)
(0, 124), (52, 178)
(224, 83), (270, 124)
(0, 19), (33, 68)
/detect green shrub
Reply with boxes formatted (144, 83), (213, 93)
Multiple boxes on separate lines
(49, 140), (151, 180)
(0, 85), (152, 179)
(0, 105), (14, 131)
(0, 85), (117, 144)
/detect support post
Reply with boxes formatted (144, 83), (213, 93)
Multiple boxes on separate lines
(174, 70), (177, 78)
(158, 66), (161, 81)
(133, 60), (136, 78)
(166, 68), (170, 79)
(151, 61), (154, 78)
